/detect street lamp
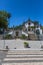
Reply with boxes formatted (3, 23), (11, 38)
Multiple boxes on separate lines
(3, 29), (5, 49)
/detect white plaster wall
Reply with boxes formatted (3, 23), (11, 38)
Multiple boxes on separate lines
(22, 31), (28, 36)
(25, 23), (28, 28)
(40, 29), (42, 34)
(25, 23), (34, 28)
(35, 27), (42, 34)
(30, 23), (34, 26)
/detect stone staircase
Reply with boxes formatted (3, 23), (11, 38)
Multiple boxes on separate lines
(28, 34), (37, 40)
(2, 50), (43, 65)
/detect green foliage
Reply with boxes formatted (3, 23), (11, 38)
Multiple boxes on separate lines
(0, 10), (11, 30)
(20, 34), (27, 39)
(36, 29), (40, 35)
(41, 26), (43, 29)
(34, 21), (39, 25)
(30, 26), (35, 28)
(0, 17), (8, 29)
(5, 34), (12, 39)
(14, 25), (23, 30)
(0, 10), (11, 19)
(24, 42), (29, 48)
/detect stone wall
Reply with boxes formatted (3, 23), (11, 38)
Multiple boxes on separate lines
(0, 39), (43, 50)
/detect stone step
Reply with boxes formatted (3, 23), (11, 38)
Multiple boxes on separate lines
(3, 58), (43, 61)
(2, 60), (43, 63)
(7, 50), (43, 55)
(7, 52), (43, 55)
(6, 55), (43, 58)
(8, 53), (43, 55)
(2, 62), (43, 65)
(2, 51), (43, 65)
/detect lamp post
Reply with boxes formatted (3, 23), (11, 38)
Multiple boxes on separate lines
(3, 29), (5, 49)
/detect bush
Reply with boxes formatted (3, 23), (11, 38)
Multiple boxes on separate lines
(24, 42), (30, 48)
(20, 34), (27, 39)
(5, 34), (12, 39)
(36, 29), (40, 35)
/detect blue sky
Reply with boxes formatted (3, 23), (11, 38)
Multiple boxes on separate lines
(0, 0), (43, 27)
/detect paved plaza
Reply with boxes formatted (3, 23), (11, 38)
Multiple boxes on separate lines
(0, 50), (43, 65)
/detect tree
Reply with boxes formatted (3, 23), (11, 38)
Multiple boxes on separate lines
(0, 10), (11, 19)
(34, 21), (39, 32)
(0, 17), (8, 29)
(36, 29), (40, 40)
(34, 21), (39, 27)
(28, 18), (31, 31)
(0, 10), (11, 33)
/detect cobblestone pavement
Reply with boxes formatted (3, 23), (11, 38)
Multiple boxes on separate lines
(0, 50), (43, 65)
